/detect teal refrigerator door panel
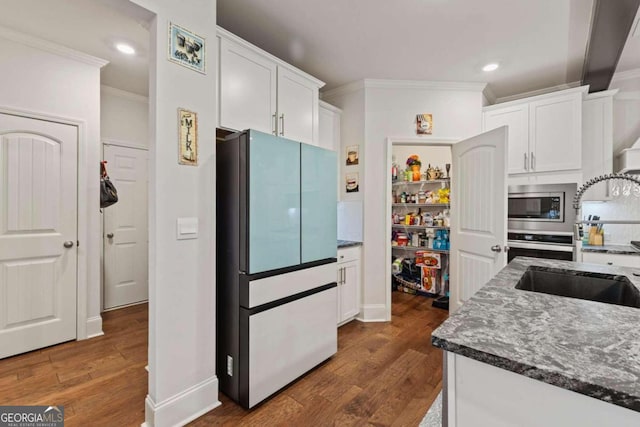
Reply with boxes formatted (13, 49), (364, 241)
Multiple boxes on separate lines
(301, 144), (338, 263)
(248, 130), (301, 273)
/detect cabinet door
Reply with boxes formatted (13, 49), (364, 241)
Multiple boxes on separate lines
(219, 37), (277, 134)
(248, 131), (300, 273)
(277, 67), (318, 145)
(529, 93), (582, 173)
(483, 104), (529, 174)
(581, 252), (640, 268)
(318, 104), (340, 151)
(581, 96), (613, 201)
(340, 260), (360, 322)
(301, 144), (337, 264)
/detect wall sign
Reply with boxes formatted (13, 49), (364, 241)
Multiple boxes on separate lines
(416, 113), (433, 135)
(178, 108), (198, 166)
(168, 22), (206, 74)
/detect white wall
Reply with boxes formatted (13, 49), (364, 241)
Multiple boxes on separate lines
(0, 30), (104, 338)
(325, 80), (485, 320)
(128, 1), (218, 426)
(101, 85), (149, 145)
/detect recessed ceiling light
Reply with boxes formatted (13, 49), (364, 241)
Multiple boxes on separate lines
(482, 63), (499, 72)
(116, 43), (135, 55)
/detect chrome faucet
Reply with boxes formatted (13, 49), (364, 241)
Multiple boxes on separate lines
(573, 173), (640, 254)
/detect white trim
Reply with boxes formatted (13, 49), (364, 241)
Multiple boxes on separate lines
(86, 316), (104, 338)
(101, 85), (149, 104)
(483, 85), (497, 105)
(0, 25), (108, 68)
(356, 304), (388, 322)
(101, 299), (148, 313)
(318, 99), (342, 114)
(385, 136), (459, 322)
(486, 84), (587, 110)
(446, 352), (457, 427)
(0, 105), (92, 341)
(103, 138), (149, 151)
(321, 80), (366, 101)
(143, 376), (220, 427)
(585, 89), (619, 100)
(216, 26), (324, 88)
(364, 78), (487, 92)
(611, 68), (640, 83)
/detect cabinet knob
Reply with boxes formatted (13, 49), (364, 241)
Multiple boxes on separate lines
(607, 262), (613, 265)
(63, 241), (74, 248)
(339, 255), (344, 259)
(106, 233), (114, 239)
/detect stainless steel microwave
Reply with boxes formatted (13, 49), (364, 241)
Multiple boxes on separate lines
(508, 183), (577, 233)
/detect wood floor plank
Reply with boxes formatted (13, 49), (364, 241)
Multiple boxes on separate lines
(0, 292), (448, 427)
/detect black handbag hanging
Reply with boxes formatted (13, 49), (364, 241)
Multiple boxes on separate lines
(100, 161), (118, 208)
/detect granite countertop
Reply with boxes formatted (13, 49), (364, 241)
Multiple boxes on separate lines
(431, 257), (640, 412)
(337, 240), (362, 248)
(582, 244), (640, 255)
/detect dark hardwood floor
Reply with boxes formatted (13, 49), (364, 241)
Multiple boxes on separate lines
(0, 292), (448, 427)
(193, 292), (448, 426)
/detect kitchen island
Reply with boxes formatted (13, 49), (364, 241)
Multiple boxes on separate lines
(432, 257), (640, 427)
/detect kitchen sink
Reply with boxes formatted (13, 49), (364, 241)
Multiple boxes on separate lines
(515, 266), (640, 308)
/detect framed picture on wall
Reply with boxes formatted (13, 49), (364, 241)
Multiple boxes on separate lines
(416, 113), (433, 135)
(346, 145), (359, 166)
(168, 22), (206, 74)
(178, 108), (198, 166)
(346, 173), (359, 193)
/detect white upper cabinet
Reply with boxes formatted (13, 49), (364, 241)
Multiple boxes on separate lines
(318, 100), (341, 152)
(277, 67), (318, 145)
(217, 28), (324, 145)
(219, 36), (277, 135)
(482, 86), (587, 175)
(528, 93), (582, 172)
(483, 104), (529, 174)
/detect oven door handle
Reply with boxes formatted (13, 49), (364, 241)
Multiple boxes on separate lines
(507, 241), (575, 252)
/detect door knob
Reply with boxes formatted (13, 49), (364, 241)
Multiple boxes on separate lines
(491, 245), (502, 253)
(106, 233), (114, 239)
(63, 241), (74, 248)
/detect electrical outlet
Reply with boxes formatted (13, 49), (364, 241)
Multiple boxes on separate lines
(227, 355), (233, 376)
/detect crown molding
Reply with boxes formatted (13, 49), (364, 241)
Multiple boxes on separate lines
(321, 80), (366, 101)
(318, 99), (342, 114)
(101, 85), (149, 103)
(0, 25), (108, 68)
(493, 81), (582, 104)
(483, 85), (497, 105)
(363, 79), (487, 92)
(611, 68), (640, 83)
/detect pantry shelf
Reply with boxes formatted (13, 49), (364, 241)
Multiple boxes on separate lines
(392, 203), (450, 208)
(392, 179), (450, 186)
(392, 246), (449, 254)
(391, 225), (449, 230)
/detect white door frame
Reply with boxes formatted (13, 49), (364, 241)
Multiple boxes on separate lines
(101, 139), (148, 312)
(384, 136), (460, 321)
(0, 105), (90, 340)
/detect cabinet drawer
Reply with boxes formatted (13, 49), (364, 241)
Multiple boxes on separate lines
(338, 246), (361, 263)
(582, 252), (640, 268)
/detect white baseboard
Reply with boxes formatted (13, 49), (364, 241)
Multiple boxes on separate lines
(86, 315), (104, 338)
(142, 376), (220, 427)
(356, 304), (389, 322)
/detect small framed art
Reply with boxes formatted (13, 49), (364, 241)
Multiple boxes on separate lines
(168, 22), (206, 74)
(178, 108), (198, 166)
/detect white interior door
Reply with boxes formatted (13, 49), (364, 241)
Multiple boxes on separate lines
(450, 127), (508, 313)
(0, 113), (78, 358)
(103, 144), (148, 310)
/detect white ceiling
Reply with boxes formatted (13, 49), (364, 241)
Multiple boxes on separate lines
(1, 1), (635, 100)
(218, 0), (595, 99)
(0, 0), (151, 96)
(616, 6), (640, 74)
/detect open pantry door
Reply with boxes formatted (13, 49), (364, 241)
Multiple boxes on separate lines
(450, 127), (508, 312)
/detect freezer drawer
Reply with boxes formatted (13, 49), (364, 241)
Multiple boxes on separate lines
(246, 286), (337, 407)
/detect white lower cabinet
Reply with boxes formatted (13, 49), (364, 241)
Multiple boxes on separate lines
(337, 246), (361, 325)
(581, 252), (640, 268)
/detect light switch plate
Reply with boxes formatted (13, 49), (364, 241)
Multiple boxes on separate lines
(176, 217), (198, 240)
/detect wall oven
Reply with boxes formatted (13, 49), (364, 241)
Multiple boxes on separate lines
(508, 183), (577, 262)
